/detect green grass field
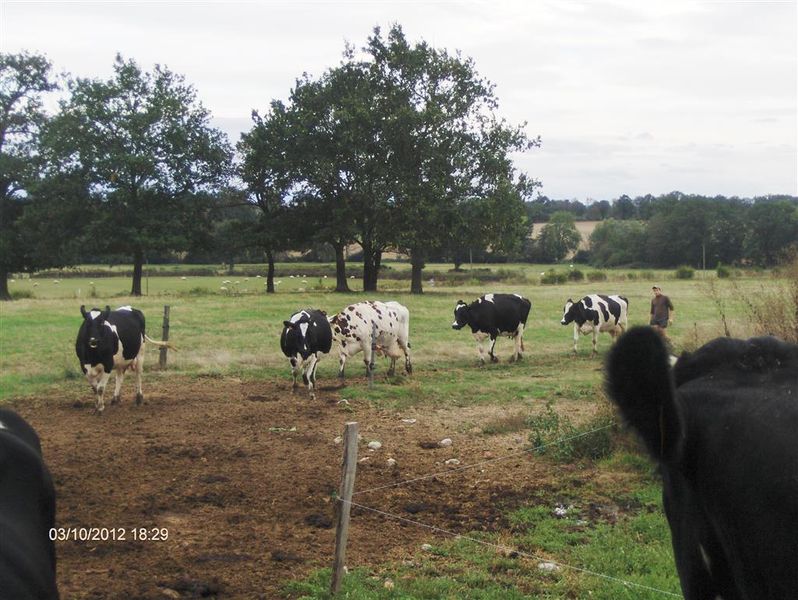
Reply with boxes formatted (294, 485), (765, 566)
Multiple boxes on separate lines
(0, 263), (785, 598)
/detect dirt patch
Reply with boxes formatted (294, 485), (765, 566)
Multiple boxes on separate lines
(9, 376), (586, 599)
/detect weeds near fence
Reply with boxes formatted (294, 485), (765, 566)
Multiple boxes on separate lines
(528, 401), (618, 462)
(734, 255), (798, 343)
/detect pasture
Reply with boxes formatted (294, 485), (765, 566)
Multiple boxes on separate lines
(0, 264), (784, 598)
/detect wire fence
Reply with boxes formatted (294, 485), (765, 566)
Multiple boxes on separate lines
(337, 420), (684, 599)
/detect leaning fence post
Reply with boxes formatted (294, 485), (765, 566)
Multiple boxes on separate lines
(331, 422), (359, 595)
(158, 305), (170, 369)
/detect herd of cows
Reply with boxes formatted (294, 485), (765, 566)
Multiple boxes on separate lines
(1, 291), (797, 598)
(282, 292), (629, 400)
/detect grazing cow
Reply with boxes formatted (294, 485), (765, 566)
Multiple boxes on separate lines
(75, 305), (171, 414)
(280, 308), (333, 399)
(452, 293), (531, 364)
(560, 294), (628, 356)
(329, 301), (412, 385)
(606, 327), (798, 599)
(0, 409), (58, 599)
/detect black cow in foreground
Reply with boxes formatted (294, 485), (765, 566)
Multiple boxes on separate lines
(606, 327), (798, 599)
(0, 409), (58, 599)
(561, 294), (628, 356)
(76, 305), (171, 414)
(452, 293), (531, 364)
(280, 309), (333, 399)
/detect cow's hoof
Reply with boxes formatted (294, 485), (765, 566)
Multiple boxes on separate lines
(135, 392), (144, 405)
(490, 356), (499, 364)
(111, 395), (120, 405)
(309, 392), (316, 401)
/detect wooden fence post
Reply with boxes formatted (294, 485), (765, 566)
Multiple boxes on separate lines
(158, 305), (170, 369)
(331, 422), (359, 595)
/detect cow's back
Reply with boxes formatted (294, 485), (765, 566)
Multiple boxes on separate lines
(0, 410), (58, 599)
(107, 307), (145, 360)
(481, 294), (530, 332)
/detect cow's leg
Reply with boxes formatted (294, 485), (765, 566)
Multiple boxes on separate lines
(134, 351), (144, 405)
(572, 324), (579, 355)
(338, 351), (347, 379)
(95, 371), (112, 414)
(305, 354), (319, 399)
(112, 369), (126, 404)
(289, 357), (300, 392)
(387, 356), (396, 377)
(513, 323), (525, 362)
(364, 344), (375, 388)
(591, 327), (598, 357)
(488, 335), (499, 363)
(402, 340), (412, 375)
(473, 332), (488, 365)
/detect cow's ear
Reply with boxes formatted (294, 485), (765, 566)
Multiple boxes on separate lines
(101, 306), (111, 320)
(80, 305), (88, 319)
(283, 320), (293, 328)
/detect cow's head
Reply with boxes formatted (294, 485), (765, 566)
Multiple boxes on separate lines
(561, 299), (577, 325)
(452, 300), (469, 330)
(80, 305), (113, 349)
(283, 319), (311, 359)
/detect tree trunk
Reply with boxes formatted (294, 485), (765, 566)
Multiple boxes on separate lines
(334, 242), (350, 293)
(361, 239), (376, 293)
(410, 251), (425, 294)
(266, 249), (275, 293)
(227, 260), (235, 275)
(0, 270), (10, 301)
(373, 250), (382, 291)
(131, 250), (144, 296)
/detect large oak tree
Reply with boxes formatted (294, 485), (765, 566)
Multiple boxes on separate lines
(42, 55), (232, 295)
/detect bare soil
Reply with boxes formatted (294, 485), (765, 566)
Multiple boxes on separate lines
(10, 376), (600, 599)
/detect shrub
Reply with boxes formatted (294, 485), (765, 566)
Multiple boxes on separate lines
(587, 271), (607, 282)
(527, 401), (618, 463)
(675, 265), (695, 279)
(639, 270), (654, 280)
(541, 270), (567, 285)
(626, 272), (638, 281)
(567, 269), (584, 281)
(10, 289), (35, 300)
(716, 264), (732, 279)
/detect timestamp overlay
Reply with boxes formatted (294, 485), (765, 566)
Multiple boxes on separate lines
(49, 527), (170, 542)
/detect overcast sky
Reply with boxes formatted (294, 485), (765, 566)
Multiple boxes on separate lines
(2, 0), (796, 200)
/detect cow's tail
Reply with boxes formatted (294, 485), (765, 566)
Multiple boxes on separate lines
(605, 327), (681, 463)
(144, 334), (177, 351)
(620, 296), (629, 309)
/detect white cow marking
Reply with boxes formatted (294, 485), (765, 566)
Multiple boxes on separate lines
(290, 310), (310, 324)
(299, 323), (309, 337)
(484, 293), (495, 303)
(89, 310), (101, 320)
(0, 420), (6, 430)
(117, 305), (133, 312)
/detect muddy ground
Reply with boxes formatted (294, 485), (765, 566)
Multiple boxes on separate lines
(10, 376), (606, 599)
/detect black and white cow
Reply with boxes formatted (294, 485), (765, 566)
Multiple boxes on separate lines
(560, 294), (628, 356)
(75, 305), (171, 414)
(280, 309), (333, 400)
(607, 327), (798, 599)
(452, 293), (531, 364)
(0, 409), (58, 599)
(330, 301), (412, 385)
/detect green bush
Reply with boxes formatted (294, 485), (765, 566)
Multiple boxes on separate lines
(527, 401), (618, 462)
(675, 265), (695, 279)
(10, 289), (35, 300)
(567, 269), (584, 281)
(541, 270), (568, 285)
(716, 264), (731, 278)
(625, 272), (638, 281)
(587, 271), (608, 282)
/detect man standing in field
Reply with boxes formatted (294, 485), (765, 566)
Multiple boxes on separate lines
(650, 285), (675, 341)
